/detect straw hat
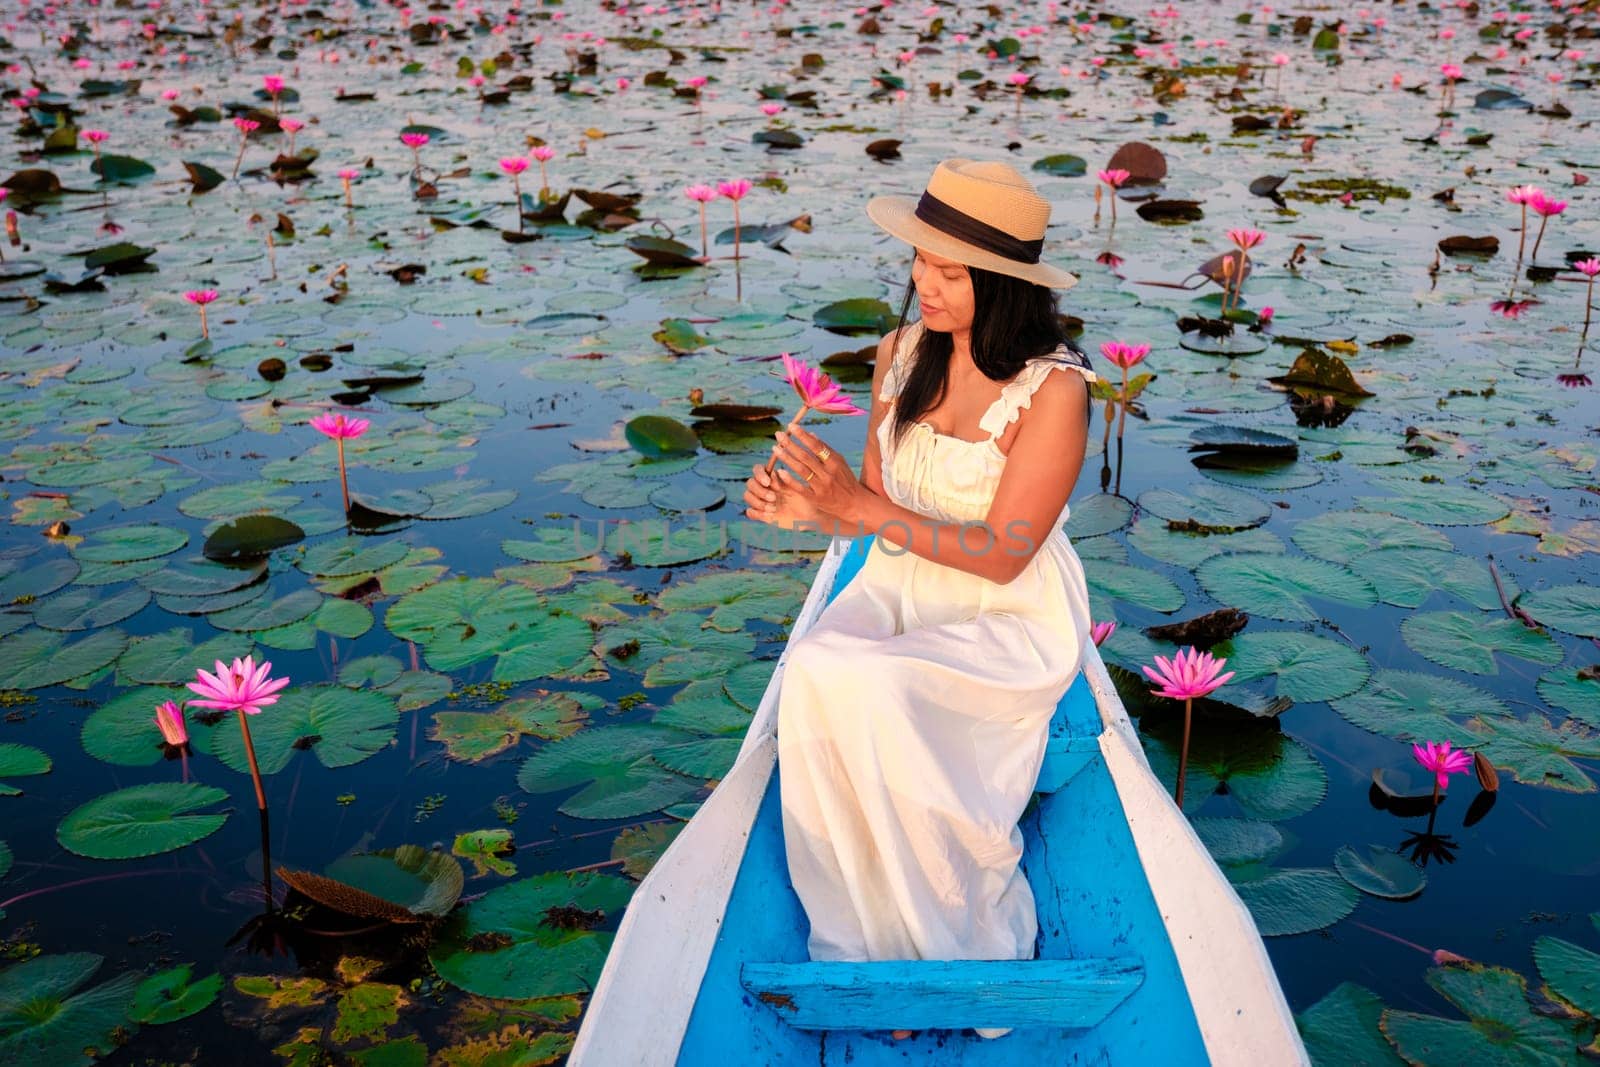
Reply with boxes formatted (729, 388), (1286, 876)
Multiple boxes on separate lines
(865, 158), (1078, 290)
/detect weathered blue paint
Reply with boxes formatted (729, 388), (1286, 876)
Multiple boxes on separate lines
(739, 957), (1145, 1030)
(676, 533), (1211, 1065)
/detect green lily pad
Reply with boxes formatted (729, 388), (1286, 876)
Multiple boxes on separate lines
(1532, 935), (1600, 1018)
(1233, 868), (1360, 937)
(655, 570), (808, 632)
(1401, 611), (1563, 675)
(430, 691), (601, 763)
(208, 685), (398, 775)
(1348, 548), (1504, 610)
(0, 953), (140, 1065)
(1381, 963), (1587, 1066)
(1196, 554), (1376, 622)
(1063, 494), (1134, 539)
(1144, 719), (1327, 820)
(115, 628), (255, 685)
(1334, 845), (1426, 901)
(1138, 483), (1271, 532)
(1516, 585), (1600, 638)
(1297, 983), (1407, 1067)
(302, 845), (465, 920)
(387, 579), (600, 682)
(1537, 668), (1600, 730)
(33, 585), (151, 631)
(298, 539), (410, 578)
(625, 414), (699, 457)
(427, 871), (633, 1000)
(1084, 560), (1187, 613)
(131, 965), (223, 1025)
(0, 628), (128, 690)
(518, 723), (703, 819)
(137, 559), (267, 597)
(599, 613), (756, 687)
(208, 587), (324, 632)
(602, 519), (727, 566)
(610, 821), (685, 882)
(1354, 486), (1510, 527)
(69, 523), (188, 563)
(56, 782), (230, 859)
(203, 515), (306, 561)
(1467, 713), (1600, 794)
(813, 297), (895, 336)
(1192, 817), (1285, 866)
(1291, 510), (1452, 564)
(0, 743), (51, 796)
(0, 559), (81, 603)
(453, 829), (517, 878)
(1215, 631), (1370, 702)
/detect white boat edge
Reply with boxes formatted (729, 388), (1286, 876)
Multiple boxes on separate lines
(569, 535), (1311, 1067)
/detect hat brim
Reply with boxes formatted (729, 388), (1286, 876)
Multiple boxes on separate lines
(865, 195), (1078, 290)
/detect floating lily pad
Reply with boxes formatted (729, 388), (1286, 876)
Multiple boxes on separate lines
(430, 691), (601, 763)
(208, 685), (398, 775)
(279, 845), (464, 922)
(1401, 611), (1563, 675)
(131, 965), (223, 1025)
(70, 523), (187, 563)
(1215, 631), (1370, 702)
(0, 953), (140, 1065)
(1233, 868), (1359, 937)
(0, 743), (51, 796)
(654, 570), (808, 632)
(1334, 845), (1426, 901)
(1138, 483), (1271, 532)
(1531, 935), (1600, 1018)
(1196, 554), (1376, 622)
(1330, 670), (1504, 744)
(1297, 983), (1407, 1067)
(1516, 585), (1600, 638)
(56, 782), (230, 859)
(427, 871), (633, 1000)
(517, 723), (703, 819)
(0, 628), (128, 690)
(599, 613), (756, 687)
(1381, 963), (1586, 1066)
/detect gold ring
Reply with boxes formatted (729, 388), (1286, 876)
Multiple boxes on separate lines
(818, 448), (831, 462)
(804, 471), (814, 482)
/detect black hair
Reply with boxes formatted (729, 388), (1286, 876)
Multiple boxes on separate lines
(884, 250), (1092, 452)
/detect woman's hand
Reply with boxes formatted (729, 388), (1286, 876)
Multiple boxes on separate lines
(770, 426), (867, 526)
(744, 461), (833, 531)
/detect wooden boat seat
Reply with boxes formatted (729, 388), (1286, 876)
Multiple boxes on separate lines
(738, 957), (1146, 1032)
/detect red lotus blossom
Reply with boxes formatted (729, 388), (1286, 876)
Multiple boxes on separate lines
(1142, 646), (1235, 701)
(187, 656), (290, 718)
(154, 700), (188, 746)
(1090, 620), (1116, 647)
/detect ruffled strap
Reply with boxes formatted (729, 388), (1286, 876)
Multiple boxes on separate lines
(877, 320), (925, 403)
(978, 346), (1099, 439)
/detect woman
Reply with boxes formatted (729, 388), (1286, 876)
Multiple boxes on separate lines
(741, 158), (1100, 1043)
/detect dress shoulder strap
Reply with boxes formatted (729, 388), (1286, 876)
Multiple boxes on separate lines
(877, 320), (925, 403)
(979, 344), (1099, 440)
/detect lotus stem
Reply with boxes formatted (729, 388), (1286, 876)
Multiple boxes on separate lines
(732, 199), (742, 261)
(537, 158), (548, 197)
(763, 406), (809, 475)
(1116, 365), (1129, 440)
(199, 305), (209, 339)
(1175, 696), (1192, 807)
(336, 437), (350, 512)
(698, 202), (708, 259)
(238, 709), (268, 813)
(512, 172), (523, 232)
(1515, 201), (1528, 272)
(1584, 276), (1595, 343)
(1531, 215), (1552, 263)
(232, 135), (248, 180)
(0, 869), (183, 913)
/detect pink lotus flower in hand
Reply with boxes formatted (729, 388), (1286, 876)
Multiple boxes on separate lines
(187, 655), (290, 717)
(310, 412), (370, 439)
(1412, 740), (1473, 792)
(1099, 341), (1150, 369)
(1227, 227), (1266, 251)
(1090, 620), (1116, 647)
(1142, 646), (1235, 701)
(780, 353), (866, 416)
(154, 700), (188, 746)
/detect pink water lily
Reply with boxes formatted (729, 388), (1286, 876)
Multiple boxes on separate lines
(531, 144), (556, 197)
(339, 167), (359, 208)
(719, 178), (753, 263)
(1143, 646), (1235, 701)
(400, 130), (429, 176)
(1090, 620), (1117, 647)
(1507, 184), (1545, 268)
(230, 117), (259, 179)
(1529, 191), (1566, 262)
(1227, 227), (1266, 251)
(187, 656), (286, 812)
(762, 353), (865, 475)
(1143, 646), (1234, 806)
(184, 288), (219, 339)
(311, 412), (370, 512)
(1412, 740), (1473, 798)
(685, 183), (717, 259)
(1100, 341), (1150, 439)
(500, 156), (530, 230)
(1097, 168), (1130, 223)
(278, 116), (304, 156)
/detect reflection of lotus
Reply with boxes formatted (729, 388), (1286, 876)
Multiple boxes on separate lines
(1558, 372), (1591, 387)
(1399, 828), (1458, 867)
(1490, 297), (1536, 319)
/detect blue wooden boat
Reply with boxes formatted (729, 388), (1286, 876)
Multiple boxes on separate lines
(572, 534), (1309, 1066)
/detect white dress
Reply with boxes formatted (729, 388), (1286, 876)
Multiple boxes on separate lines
(777, 319), (1101, 975)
